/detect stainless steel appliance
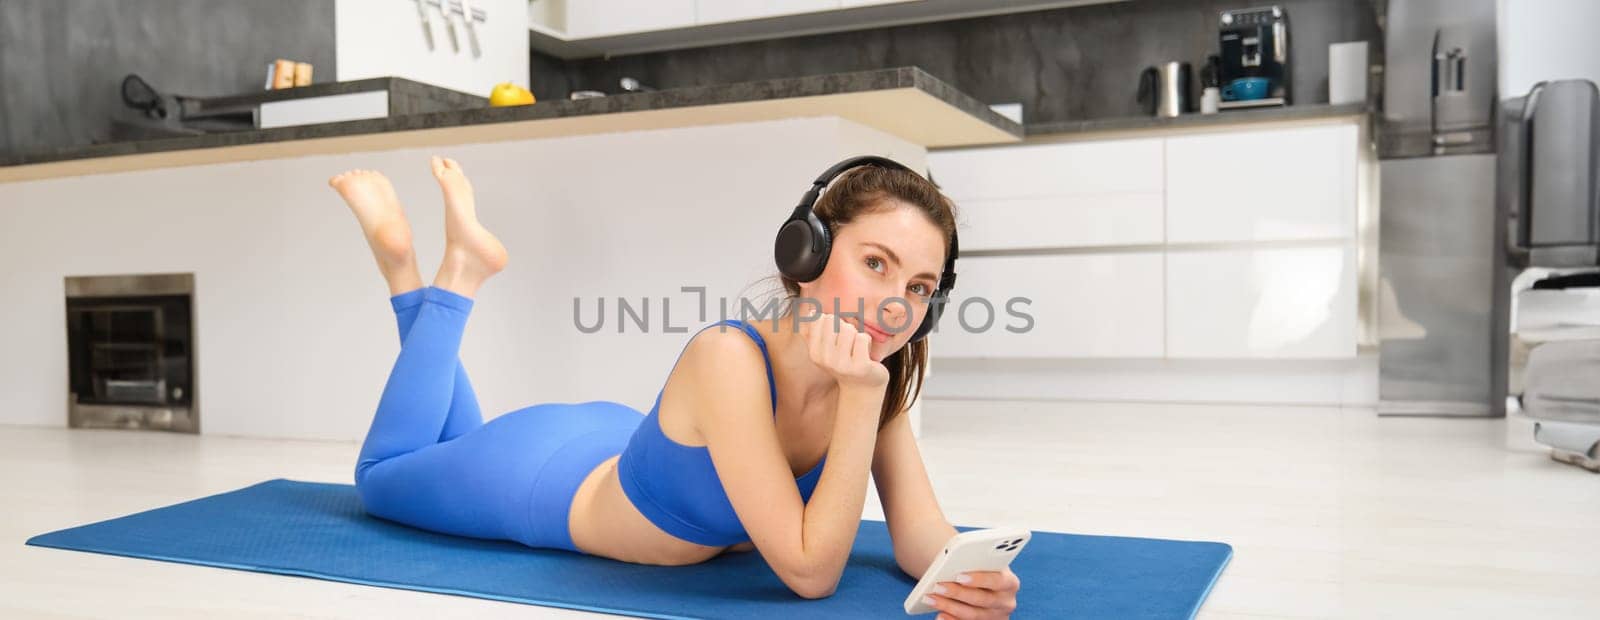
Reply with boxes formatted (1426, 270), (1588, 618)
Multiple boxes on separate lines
(1501, 80), (1600, 269)
(1376, 0), (1501, 416)
(1217, 6), (1290, 109)
(1137, 61), (1192, 118)
(65, 273), (197, 433)
(1499, 79), (1600, 463)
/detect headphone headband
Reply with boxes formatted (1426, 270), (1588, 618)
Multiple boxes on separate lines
(774, 155), (959, 342)
(794, 155), (910, 215)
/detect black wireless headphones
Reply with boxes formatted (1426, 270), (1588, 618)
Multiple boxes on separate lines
(774, 155), (959, 343)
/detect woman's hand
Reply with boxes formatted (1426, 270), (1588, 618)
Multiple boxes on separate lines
(922, 567), (1021, 620)
(804, 312), (890, 389)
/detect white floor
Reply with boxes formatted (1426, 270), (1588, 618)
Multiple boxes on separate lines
(3, 400), (1597, 619)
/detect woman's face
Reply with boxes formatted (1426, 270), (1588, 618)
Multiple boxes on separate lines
(799, 202), (947, 362)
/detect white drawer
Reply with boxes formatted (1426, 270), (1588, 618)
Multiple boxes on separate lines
(929, 138), (1164, 202)
(930, 253), (1164, 358)
(956, 192), (1163, 251)
(1165, 246), (1358, 359)
(1165, 124), (1358, 243)
(932, 138), (1165, 251)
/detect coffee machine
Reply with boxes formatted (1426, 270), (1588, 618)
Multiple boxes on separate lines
(1217, 6), (1291, 109)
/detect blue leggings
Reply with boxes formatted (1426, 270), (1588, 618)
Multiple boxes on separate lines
(353, 286), (643, 553)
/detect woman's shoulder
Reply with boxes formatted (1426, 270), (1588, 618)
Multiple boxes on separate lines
(659, 321), (775, 440)
(678, 320), (767, 375)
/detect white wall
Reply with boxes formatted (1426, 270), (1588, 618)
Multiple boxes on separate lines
(1498, 0), (1600, 98)
(0, 117), (926, 440)
(336, 0), (528, 97)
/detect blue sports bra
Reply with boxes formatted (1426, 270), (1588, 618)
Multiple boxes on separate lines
(616, 319), (827, 547)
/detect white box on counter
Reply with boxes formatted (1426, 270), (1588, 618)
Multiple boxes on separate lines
(258, 91), (390, 129)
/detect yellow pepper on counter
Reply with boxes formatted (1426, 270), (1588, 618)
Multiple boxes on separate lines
(489, 82), (536, 107)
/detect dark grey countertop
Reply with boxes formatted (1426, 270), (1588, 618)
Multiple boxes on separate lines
(167, 76), (485, 111)
(0, 67), (1020, 169)
(2, 70), (1372, 171)
(1023, 102), (1372, 138)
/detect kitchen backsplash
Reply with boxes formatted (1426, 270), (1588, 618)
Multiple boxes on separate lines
(530, 0), (1381, 125)
(0, 0), (335, 156)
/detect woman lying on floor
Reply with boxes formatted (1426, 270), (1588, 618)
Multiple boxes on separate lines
(327, 154), (1019, 619)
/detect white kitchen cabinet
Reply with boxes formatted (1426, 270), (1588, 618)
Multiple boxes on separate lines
(697, 1), (841, 25)
(931, 253), (1165, 358)
(566, 0), (696, 38)
(924, 116), (1367, 363)
(930, 138), (1163, 202)
(1165, 246), (1358, 359)
(533, 1), (1119, 58)
(953, 194), (1163, 251)
(1165, 124), (1358, 243)
(929, 138), (1164, 250)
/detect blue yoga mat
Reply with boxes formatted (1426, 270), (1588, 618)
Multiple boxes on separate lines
(26, 480), (1230, 619)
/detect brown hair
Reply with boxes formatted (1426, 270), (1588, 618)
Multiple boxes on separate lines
(774, 164), (958, 431)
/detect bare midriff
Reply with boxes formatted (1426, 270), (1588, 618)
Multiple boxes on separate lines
(566, 455), (746, 565)
(566, 445), (813, 563)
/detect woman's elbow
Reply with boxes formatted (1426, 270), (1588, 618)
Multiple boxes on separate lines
(777, 549), (846, 598)
(782, 564), (841, 599)
(791, 577), (839, 600)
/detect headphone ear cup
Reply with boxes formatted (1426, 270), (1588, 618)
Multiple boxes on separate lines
(908, 291), (948, 343)
(808, 214), (831, 279)
(775, 211), (831, 282)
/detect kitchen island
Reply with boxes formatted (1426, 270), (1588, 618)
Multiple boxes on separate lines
(0, 67), (1016, 441)
(0, 68), (1020, 183)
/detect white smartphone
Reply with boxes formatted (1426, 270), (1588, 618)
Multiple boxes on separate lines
(904, 527), (1031, 615)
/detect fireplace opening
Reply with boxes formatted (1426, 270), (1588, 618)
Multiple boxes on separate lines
(65, 273), (197, 433)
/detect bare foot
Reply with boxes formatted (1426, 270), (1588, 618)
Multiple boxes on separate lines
(328, 169), (424, 295)
(429, 156), (508, 298)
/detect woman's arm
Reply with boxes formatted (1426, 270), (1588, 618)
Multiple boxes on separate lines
(693, 317), (886, 599)
(874, 407), (1023, 618)
(894, 516), (960, 581)
(870, 407), (956, 578)
(789, 384), (886, 591)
